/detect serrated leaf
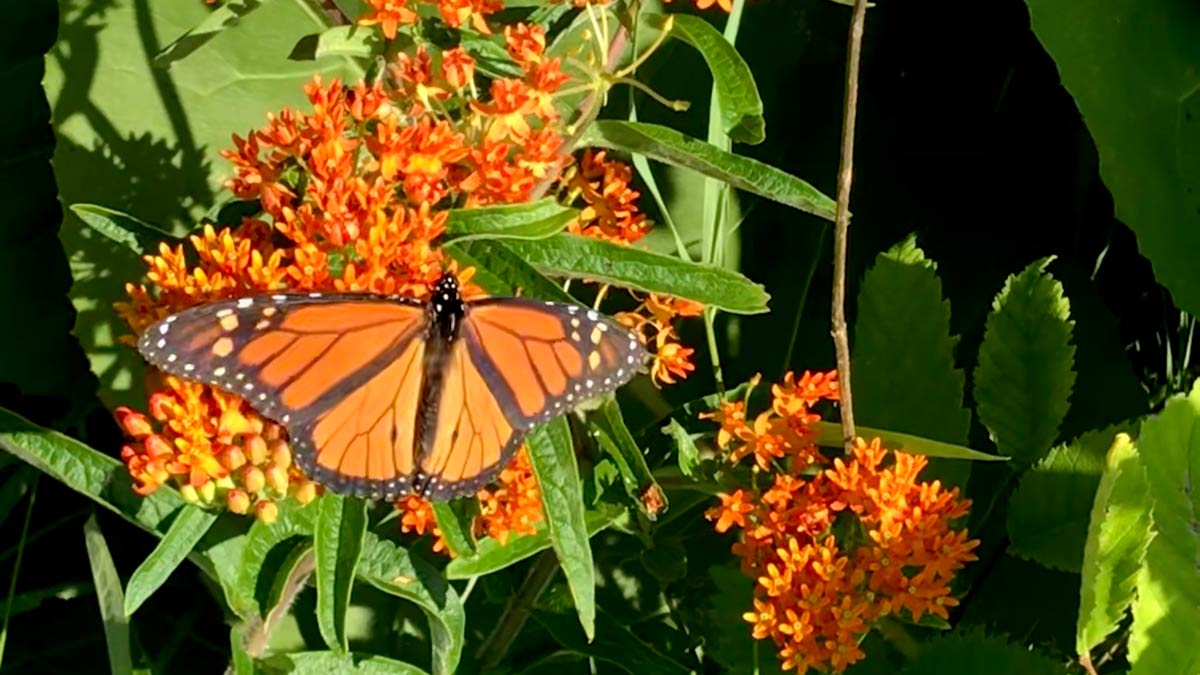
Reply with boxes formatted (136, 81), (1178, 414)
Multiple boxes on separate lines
(258, 650), (431, 675)
(577, 121), (834, 220)
(445, 503), (623, 579)
(315, 494), (367, 653)
(590, 398), (666, 518)
(356, 533), (464, 675)
(649, 14), (764, 144)
(124, 504), (218, 616)
(899, 630), (1062, 675)
(974, 257), (1076, 465)
(431, 500), (477, 558)
(70, 204), (178, 255)
(444, 198), (576, 242)
(1006, 423), (1136, 573)
(503, 233), (770, 314)
(232, 502), (319, 619)
(290, 25), (382, 61)
(1077, 433), (1152, 655)
(662, 419), (700, 478)
(852, 234), (972, 488)
(532, 607), (692, 675)
(84, 515), (133, 675)
(811, 422), (1003, 461)
(1128, 382), (1200, 675)
(526, 418), (595, 640)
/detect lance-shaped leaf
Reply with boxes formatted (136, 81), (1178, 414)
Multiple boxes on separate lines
(315, 494), (367, 653)
(1128, 382), (1200, 674)
(70, 204), (178, 255)
(83, 516), (133, 675)
(504, 233), (769, 314)
(289, 25), (382, 61)
(432, 500), (478, 559)
(231, 501), (319, 619)
(155, 0), (275, 67)
(974, 257), (1076, 465)
(811, 422), (1003, 461)
(124, 505), (218, 616)
(446, 240), (573, 303)
(444, 199), (576, 242)
(577, 121), (834, 220)
(648, 14), (764, 145)
(590, 398), (665, 518)
(1076, 433), (1152, 655)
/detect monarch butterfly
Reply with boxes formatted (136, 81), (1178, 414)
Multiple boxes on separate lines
(137, 272), (649, 501)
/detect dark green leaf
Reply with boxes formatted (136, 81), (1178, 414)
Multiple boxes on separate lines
(83, 515), (133, 675)
(974, 257), (1076, 465)
(259, 650), (431, 674)
(1077, 433), (1152, 654)
(356, 533), (464, 675)
(577, 121), (834, 221)
(504, 233), (769, 314)
(526, 418), (595, 639)
(446, 240), (574, 302)
(445, 503), (624, 579)
(650, 14), (764, 144)
(532, 606), (691, 675)
(460, 33), (523, 79)
(444, 198), (576, 242)
(1128, 382), (1200, 673)
(70, 204), (178, 255)
(232, 502), (319, 619)
(315, 495), (367, 653)
(590, 398), (666, 518)
(851, 234), (972, 488)
(899, 630), (1061, 675)
(811, 422), (1004, 461)
(431, 501), (478, 558)
(124, 505), (218, 616)
(1025, 0), (1200, 320)
(661, 419), (700, 478)
(290, 25), (382, 61)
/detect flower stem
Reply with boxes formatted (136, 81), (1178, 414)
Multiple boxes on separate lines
(830, 0), (871, 450)
(477, 551), (560, 670)
(0, 476), (38, 667)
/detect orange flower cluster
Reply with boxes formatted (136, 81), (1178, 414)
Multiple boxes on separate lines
(617, 293), (704, 385)
(396, 448), (543, 555)
(704, 374), (979, 674)
(360, 0), (504, 37)
(562, 150), (650, 245)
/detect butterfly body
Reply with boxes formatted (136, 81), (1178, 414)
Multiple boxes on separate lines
(138, 273), (648, 501)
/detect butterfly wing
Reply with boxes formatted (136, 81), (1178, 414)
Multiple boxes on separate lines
(415, 298), (649, 500)
(138, 292), (430, 498)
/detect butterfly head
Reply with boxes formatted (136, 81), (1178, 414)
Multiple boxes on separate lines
(431, 272), (464, 340)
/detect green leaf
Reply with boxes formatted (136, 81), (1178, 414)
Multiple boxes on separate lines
(661, 419), (699, 478)
(356, 533), (464, 675)
(503, 233), (770, 314)
(444, 198), (577, 242)
(315, 495), (367, 653)
(532, 606), (692, 675)
(700, 566), (787, 675)
(811, 422), (1004, 461)
(83, 515), (133, 675)
(1024, 0), (1200, 321)
(649, 14), (764, 144)
(1077, 433), (1152, 655)
(590, 398), (666, 518)
(1006, 423), (1137, 573)
(124, 505), (218, 616)
(852, 234), (972, 488)
(230, 624), (255, 675)
(155, 0), (275, 67)
(232, 502), (319, 619)
(526, 418), (595, 639)
(459, 33), (523, 79)
(1128, 382), (1200, 674)
(577, 121), (835, 221)
(70, 204), (177, 255)
(973, 257), (1076, 465)
(445, 503), (623, 579)
(259, 651), (431, 675)
(446, 240), (574, 302)
(899, 630), (1062, 675)
(431, 500), (477, 558)
(290, 25), (382, 61)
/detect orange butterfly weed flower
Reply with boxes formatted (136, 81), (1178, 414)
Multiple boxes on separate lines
(664, 0), (733, 11)
(703, 372), (979, 674)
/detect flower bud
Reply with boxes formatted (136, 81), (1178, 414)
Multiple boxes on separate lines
(226, 489), (251, 515)
(144, 434), (174, 459)
(245, 435), (269, 465)
(222, 446), (247, 471)
(255, 500), (279, 525)
(198, 479), (217, 504)
(242, 466), (266, 494)
(270, 441), (292, 470)
(265, 463), (290, 495)
(293, 480), (318, 505)
(180, 483), (200, 504)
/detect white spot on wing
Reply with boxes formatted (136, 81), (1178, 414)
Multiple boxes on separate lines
(587, 310), (598, 321)
(159, 324), (169, 335)
(214, 367), (226, 376)
(237, 297), (254, 309)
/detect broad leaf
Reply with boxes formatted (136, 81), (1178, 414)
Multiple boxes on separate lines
(1005, 428), (1109, 573)
(974, 257), (1076, 465)
(811, 422), (1003, 461)
(70, 204), (177, 255)
(124, 504), (218, 616)
(1024, 0), (1200, 320)
(232, 502), (319, 619)
(503, 233), (770, 314)
(259, 650), (431, 674)
(431, 501), (478, 558)
(315, 495), (367, 653)
(155, 0), (275, 67)
(83, 516), (133, 675)
(444, 199), (576, 242)
(356, 533), (464, 675)
(852, 234), (971, 488)
(526, 418), (596, 639)
(1128, 382), (1200, 675)
(446, 240), (574, 303)
(1076, 433), (1152, 655)
(899, 630), (1061, 675)
(577, 121), (835, 221)
(650, 14), (764, 145)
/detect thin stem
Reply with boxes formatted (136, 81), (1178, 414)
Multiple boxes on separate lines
(0, 477), (37, 667)
(478, 551), (560, 670)
(613, 77), (690, 111)
(704, 307), (726, 394)
(830, 0), (870, 450)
